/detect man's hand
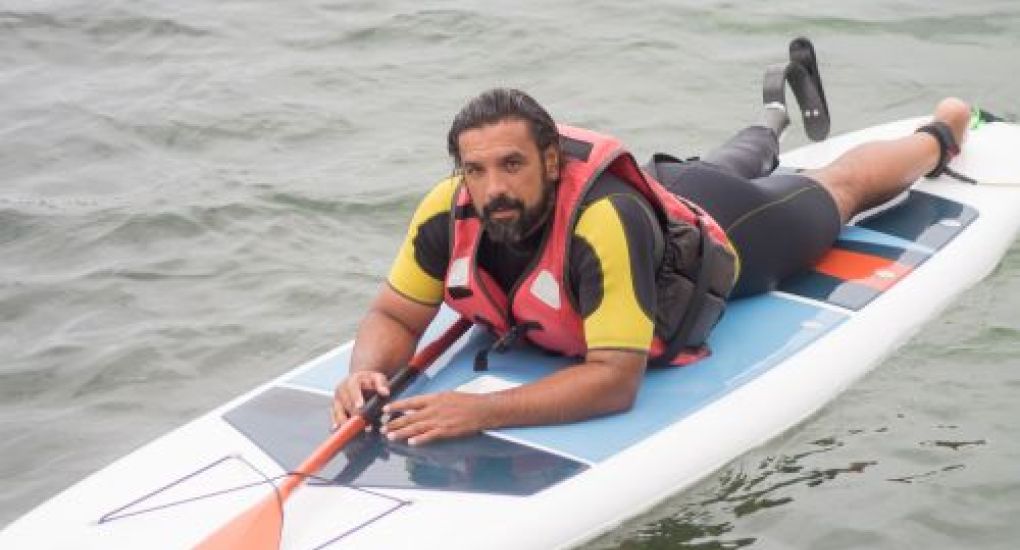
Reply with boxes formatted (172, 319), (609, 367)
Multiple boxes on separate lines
(331, 285), (439, 430)
(331, 371), (391, 429)
(381, 391), (493, 446)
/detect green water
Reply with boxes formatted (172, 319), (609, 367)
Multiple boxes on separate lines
(2, 1), (1019, 546)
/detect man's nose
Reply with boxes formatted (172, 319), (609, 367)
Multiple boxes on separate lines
(483, 171), (511, 200)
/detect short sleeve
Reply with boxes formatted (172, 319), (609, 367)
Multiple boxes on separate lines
(386, 177), (458, 305)
(571, 194), (659, 352)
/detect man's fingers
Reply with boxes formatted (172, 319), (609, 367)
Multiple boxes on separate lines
(334, 378), (469, 443)
(350, 377), (367, 409)
(330, 393), (349, 431)
(382, 397), (431, 435)
(353, 372), (391, 408)
(333, 372), (388, 430)
(382, 408), (419, 433)
(370, 372), (391, 397)
(382, 394), (447, 444)
(407, 428), (443, 446)
(384, 416), (447, 446)
(384, 394), (429, 413)
(385, 416), (435, 443)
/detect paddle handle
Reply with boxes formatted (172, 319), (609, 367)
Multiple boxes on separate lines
(279, 316), (472, 498)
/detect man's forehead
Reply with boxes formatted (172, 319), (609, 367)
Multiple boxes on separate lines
(458, 119), (536, 159)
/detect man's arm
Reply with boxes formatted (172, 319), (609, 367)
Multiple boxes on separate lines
(382, 349), (645, 445)
(331, 177), (456, 428)
(330, 284), (438, 428)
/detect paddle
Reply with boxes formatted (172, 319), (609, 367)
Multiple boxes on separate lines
(194, 316), (473, 550)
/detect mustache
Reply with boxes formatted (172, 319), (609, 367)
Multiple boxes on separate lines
(482, 195), (525, 219)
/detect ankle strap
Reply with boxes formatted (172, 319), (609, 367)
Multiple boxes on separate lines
(916, 121), (960, 179)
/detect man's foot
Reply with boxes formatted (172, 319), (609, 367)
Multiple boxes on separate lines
(934, 97), (970, 146)
(917, 97), (971, 179)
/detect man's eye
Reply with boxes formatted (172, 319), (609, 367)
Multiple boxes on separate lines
(505, 158), (522, 171)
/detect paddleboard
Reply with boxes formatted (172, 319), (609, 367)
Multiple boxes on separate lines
(3, 115), (1019, 549)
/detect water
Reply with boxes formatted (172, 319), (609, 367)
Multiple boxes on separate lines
(2, 0), (1019, 546)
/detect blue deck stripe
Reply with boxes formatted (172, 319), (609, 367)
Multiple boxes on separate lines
(287, 297), (845, 464)
(838, 225), (935, 255)
(486, 296), (845, 462)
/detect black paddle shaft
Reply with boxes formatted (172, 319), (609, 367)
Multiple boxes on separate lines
(357, 363), (419, 423)
(354, 316), (473, 426)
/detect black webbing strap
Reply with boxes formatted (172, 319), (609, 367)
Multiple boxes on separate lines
(473, 321), (541, 372)
(916, 120), (983, 184)
(943, 167), (978, 185)
(655, 219), (715, 366)
(917, 121), (960, 179)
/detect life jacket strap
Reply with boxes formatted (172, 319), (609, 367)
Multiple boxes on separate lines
(653, 216), (717, 367)
(473, 321), (542, 372)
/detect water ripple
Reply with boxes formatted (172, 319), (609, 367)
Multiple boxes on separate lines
(0, 9), (213, 39)
(281, 8), (526, 51)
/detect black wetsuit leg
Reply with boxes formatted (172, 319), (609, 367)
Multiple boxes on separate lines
(700, 125), (782, 180)
(650, 126), (841, 298)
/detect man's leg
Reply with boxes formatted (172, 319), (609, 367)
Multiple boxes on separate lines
(656, 97), (973, 298)
(805, 98), (971, 223)
(700, 123), (783, 180)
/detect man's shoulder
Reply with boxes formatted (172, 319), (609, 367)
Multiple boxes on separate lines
(573, 193), (658, 242)
(429, 175), (460, 198)
(409, 176), (460, 227)
(575, 172), (658, 238)
(572, 174), (663, 274)
(580, 171), (655, 211)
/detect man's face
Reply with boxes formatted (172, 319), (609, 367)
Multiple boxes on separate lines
(457, 118), (560, 244)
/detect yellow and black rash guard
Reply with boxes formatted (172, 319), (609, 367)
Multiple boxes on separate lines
(387, 173), (660, 353)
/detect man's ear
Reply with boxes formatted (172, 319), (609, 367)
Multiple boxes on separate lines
(543, 146), (561, 182)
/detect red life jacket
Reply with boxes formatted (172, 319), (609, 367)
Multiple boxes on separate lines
(444, 125), (737, 366)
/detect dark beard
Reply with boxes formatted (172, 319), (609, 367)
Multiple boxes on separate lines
(481, 178), (555, 245)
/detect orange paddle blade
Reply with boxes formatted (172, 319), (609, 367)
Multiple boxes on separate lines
(193, 417), (368, 550)
(193, 493), (283, 550)
(194, 316), (472, 549)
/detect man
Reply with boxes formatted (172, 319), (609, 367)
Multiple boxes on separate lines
(331, 73), (970, 447)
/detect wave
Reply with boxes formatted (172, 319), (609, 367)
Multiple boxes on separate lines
(0, 9), (213, 39)
(281, 7), (534, 51)
(261, 189), (420, 217)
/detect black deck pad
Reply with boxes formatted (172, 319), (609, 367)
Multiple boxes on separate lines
(223, 387), (587, 496)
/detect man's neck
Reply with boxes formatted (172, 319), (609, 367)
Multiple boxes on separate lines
(480, 219), (549, 294)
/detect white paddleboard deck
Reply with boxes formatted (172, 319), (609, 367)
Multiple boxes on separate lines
(3, 117), (1020, 549)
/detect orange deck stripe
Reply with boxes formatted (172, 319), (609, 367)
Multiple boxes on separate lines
(813, 248), (912, 291)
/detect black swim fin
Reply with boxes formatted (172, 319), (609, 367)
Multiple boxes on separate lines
(788, 37), (830, 141)
(761, 37), (831, 142)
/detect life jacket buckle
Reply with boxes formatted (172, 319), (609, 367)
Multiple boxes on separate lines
(473, 321), (541, 372)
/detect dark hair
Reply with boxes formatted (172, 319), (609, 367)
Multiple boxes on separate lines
(446, 88), (559, 166)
